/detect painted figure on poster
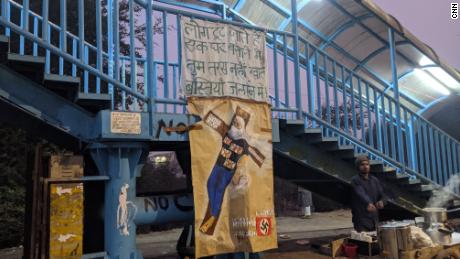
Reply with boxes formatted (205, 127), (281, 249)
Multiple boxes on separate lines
(199, 106), (265, 235)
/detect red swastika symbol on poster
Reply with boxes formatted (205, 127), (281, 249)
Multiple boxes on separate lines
(256, 217), (272, 236)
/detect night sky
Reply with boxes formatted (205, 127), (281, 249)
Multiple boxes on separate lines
(373, 0), (460, 71)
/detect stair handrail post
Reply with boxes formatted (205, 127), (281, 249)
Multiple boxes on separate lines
(59, 0), (67, 75)
(146, 0), (156, 137)
(107, 0), (115, 109)
(388, 28), (405, 172)
(96, 0), (103, 93)
(19, 0), (29, 55)
(291, 0), (302, 121)
(1, 0), (7, 28)
(78, 0), (84, 63)
(1, 0), (11, 36)
(113, 0), (120, 84)
(128, 0), (138, 111)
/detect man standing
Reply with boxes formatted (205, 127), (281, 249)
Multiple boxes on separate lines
(351, 155), (387, 232)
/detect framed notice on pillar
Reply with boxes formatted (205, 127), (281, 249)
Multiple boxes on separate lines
(110, 112), (141, 134)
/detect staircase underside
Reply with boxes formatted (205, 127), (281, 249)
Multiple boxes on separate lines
(272, 119), (460, 219)
(273, 149), (418, 220)
(0, 62), (95, 143)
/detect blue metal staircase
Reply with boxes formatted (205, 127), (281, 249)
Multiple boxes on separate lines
(1, 0), (460, 257)
(0, 0), (459, 212)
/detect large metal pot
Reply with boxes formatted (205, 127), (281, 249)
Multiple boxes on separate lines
(423, 208), (447, 225)
(378, 221), (413, 258)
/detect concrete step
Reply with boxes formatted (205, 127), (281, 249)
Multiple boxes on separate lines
(420, 184), (435, 192)
(369, 160), (384, 172)
(297, 127), (322, 138)
(381, 166), (397, 174)
(343, 152), (367, 161)
(328, 145), (355, 158)
(7, 53), (45, 82)
(312, 137), (339, 150)
(75, 92), (111, 112)
(410, 184), (434, 195)
(328, 144), (353, 151)
(283, 120), (306, 135)
(401, 178), (422, 188)
(43, 73), (80, 100)
(285, 120), (304, 126)
(311, 136), (338, 144)
(279, 119), (303, 129)
(387, 172), (410, 182)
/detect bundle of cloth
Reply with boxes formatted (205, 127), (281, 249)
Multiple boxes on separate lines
(409, 226), (435, 248)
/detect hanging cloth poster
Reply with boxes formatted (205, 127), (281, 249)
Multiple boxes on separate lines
(181, 16), (268, 102)
(181, 17), (277, 257)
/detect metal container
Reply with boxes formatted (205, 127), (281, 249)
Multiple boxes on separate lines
(423, 208), (447, 225)
(378, 221), (414, 259)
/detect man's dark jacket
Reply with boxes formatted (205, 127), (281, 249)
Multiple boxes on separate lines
(350, 174), (386, 231)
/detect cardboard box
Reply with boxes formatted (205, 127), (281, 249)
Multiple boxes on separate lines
(49, 155), (83, 178)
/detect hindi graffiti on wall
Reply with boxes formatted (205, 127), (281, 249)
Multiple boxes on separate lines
(181, 17), (268, 102)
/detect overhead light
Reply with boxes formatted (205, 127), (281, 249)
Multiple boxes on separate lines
(419, 56), (434, 66)
(154, 155), (168, 164)
(413, 68), (451, 95)
(425, 67), (460, 89)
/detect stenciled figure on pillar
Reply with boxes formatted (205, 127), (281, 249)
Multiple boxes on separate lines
(199, 106), (265, 235)
(117, 184), (138, 236)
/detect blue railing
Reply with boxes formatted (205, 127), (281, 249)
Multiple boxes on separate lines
(0, 0), (459, 192)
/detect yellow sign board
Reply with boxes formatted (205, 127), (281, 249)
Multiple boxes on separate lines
(49, 183), (83, 258)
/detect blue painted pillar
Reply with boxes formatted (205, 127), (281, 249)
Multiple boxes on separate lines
(89, 142), (149, 259)
(134, 194), (194, 225)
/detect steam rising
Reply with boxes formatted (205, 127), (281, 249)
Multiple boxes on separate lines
(426, 174), (460, 210)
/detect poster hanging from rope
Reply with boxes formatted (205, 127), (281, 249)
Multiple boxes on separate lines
(181, 17), (277, 257)
(181, 16), (268, 102)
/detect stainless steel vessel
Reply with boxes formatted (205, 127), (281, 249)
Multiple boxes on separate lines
(423, 208), (447, 225)
(378, 221), (413, 259)
(422, 208), (452, 245)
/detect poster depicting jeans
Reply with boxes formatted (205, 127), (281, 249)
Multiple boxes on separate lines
(188, 97), (277, 257)
(181, 16), (276, 257)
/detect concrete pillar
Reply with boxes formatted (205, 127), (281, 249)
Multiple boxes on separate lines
(89, 142), (148, 259)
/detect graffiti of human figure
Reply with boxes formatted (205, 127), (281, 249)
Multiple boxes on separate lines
(199, 106), (265, 235)
(117, 184), (138, 236)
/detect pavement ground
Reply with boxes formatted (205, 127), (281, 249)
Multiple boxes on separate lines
(138, 209), (353, 258)
(0, 209), (353, 258)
